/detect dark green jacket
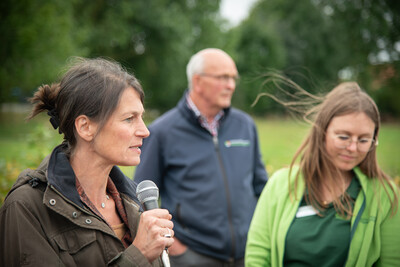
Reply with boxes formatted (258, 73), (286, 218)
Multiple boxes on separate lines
(0, 145), (163, 266)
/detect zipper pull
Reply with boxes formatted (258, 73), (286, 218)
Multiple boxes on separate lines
(213, 135), (218, 147)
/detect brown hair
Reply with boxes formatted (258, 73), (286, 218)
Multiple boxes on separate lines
(290, 82), (398, 216)
(28, 57), (144, 156)
(253, 75), (398, 216)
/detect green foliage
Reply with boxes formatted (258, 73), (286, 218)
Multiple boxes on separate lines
(0, 111), (62, 204)
(72, 0), (226, 112)
(232, 0), (348, 96)
(231, 10), (287, 115)
(0, 0), (226, 112)
(0, 0), (87, 102)
(231, 0), (400, 117)
(0, 159), (20, 204)
(0, 0), (399, 118)
(368, 62), (400, 120)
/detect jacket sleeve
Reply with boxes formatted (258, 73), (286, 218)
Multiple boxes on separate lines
(245, 181), (272, 267)
(134, 126), (163, 188)
(0, 200), (67, 266)
(251, 122), (269, 196)
(376, 184), (400, 266)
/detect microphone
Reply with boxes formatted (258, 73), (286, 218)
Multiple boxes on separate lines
(136, 180), (170, 267)
(136, 180), (159, 210)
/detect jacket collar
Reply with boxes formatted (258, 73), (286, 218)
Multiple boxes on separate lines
(47, 144), (140, 209)
(353, 167), (370, 193)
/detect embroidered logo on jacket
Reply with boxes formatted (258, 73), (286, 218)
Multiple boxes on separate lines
(224, 139), (250, 147)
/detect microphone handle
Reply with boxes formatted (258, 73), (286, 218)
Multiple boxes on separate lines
(143, 199), (159, 211)
(142, 198), (170, 266)
(162, 249), (170, 267)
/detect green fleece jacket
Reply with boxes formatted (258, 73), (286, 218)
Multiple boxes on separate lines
(245, 166), (400, 267)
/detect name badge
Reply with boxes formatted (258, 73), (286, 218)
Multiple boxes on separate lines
(224, 139), (250, 147)
(296, 205), (317, 218)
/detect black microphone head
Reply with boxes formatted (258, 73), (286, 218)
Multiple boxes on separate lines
(136, 180), (159, 210)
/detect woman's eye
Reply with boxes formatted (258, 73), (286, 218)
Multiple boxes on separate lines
(359, 138), (370, 144)
(337, 135), (350, 141)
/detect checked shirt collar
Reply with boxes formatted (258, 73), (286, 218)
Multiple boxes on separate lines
(186, 93), (224, 137)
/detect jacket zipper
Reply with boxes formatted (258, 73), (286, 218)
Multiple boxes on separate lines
(213, 135), (236, 262)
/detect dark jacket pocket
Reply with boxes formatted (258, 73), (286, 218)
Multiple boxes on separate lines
(53, 228), (97, 254)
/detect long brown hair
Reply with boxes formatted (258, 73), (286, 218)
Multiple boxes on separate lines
(290, 82), (397, 216)
(253, 76), (398, 216)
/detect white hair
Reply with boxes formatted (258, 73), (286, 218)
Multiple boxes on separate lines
(186, 51), (205, 90)
(186, 48), (234, 90)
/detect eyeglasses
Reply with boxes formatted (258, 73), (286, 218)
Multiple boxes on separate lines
(331, 133), (378, 152)
(199, 73), (239, 83)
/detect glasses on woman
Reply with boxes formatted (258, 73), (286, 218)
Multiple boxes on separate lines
(331, 133), (378, 152)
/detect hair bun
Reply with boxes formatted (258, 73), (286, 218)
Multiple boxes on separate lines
(47, 108), (61, 133)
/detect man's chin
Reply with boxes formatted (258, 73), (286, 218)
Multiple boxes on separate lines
(220, 100), (232, 108)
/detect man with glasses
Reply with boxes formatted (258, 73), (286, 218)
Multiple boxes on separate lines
(135, 48), (268, 266)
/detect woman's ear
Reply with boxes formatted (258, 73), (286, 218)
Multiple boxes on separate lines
(75, 115), (97, 142)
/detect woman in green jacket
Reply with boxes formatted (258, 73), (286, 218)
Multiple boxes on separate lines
(245, 82), (400, 266)
(0, 58), (174, 266)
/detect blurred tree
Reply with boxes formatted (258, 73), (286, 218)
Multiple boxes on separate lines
(1, 0), (398, 118)
(319, 0), (400, 119)
(0, 0), (226, 112)
(71, 0), (226, 112)
(231, 0), (400, 117)
(231, 9), (287, 114)
(231, 0), (351, 114)
(0, 0), (87, 102)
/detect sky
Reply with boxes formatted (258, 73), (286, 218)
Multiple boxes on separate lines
(220, 0), (259, 27)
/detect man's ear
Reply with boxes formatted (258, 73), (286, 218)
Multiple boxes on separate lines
(192, 74), (202, 93)
(75, 115), (97, 142)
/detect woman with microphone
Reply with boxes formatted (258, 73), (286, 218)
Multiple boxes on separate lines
(0, 57), (174, 266)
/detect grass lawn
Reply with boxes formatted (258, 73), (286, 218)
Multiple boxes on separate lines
(1, 110), (399, 204)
